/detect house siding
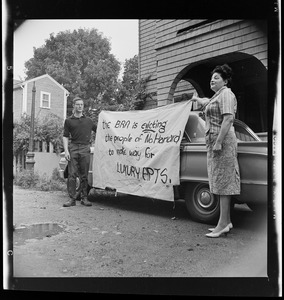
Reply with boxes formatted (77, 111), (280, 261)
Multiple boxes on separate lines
(139, 20), (159, 110)
(139, 19), (267, 107)
(13, 87), (24, 120)
(13, 75), (68, 123)
(25, 76), (66, 121)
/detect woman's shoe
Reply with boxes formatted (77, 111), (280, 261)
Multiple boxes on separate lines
(205, 224), (231, 238)
(208, 222), (233, 232)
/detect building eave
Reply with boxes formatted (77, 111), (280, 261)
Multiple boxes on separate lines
(22, 74), (70, 94)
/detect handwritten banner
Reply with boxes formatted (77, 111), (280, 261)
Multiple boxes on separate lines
(92, 101), (192, 201)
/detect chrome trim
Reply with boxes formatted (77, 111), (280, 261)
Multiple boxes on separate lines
(180, 178), (267, 186)
(233, 119), (261, 141)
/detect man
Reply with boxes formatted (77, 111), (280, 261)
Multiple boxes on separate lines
(62, 96), (97, 207)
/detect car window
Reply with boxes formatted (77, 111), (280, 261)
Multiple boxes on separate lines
(234, 120), (260, 141)
(183, 113), (205, 143)
(182, 113), (260, 143)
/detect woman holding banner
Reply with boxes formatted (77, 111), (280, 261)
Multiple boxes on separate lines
(191, 64), (240, 238)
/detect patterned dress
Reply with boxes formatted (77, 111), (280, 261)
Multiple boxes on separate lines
(204, 86), (241, 195)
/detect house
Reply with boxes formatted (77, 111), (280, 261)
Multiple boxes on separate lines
(13, 74), (69, 122)
(13, 74), (70, 177)
(138, 20), (268, 137)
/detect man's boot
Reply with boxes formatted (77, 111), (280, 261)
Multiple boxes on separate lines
(81, 197), (92, 206)
(63, 199), (76, 207)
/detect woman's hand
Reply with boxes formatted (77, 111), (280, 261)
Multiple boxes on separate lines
(213, 141), (222, 153)
(191, 92), (210, 106)
(213, 114), (234, 153)
(191, 91), (199, 103)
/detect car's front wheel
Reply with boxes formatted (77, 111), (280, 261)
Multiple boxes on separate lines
(184, 182), (220, 224)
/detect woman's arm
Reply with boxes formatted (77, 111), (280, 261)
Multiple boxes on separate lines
(191, 95), (210, 106)
(213, 114), (234, 152)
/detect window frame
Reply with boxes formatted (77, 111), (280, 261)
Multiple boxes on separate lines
(40, 91), (51, 109)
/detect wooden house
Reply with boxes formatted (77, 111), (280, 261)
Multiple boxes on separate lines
(138, 19), (268, 135)
(13, 74), (70, 177)
(13, 74), (69, 122)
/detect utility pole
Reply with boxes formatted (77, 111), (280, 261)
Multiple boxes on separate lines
(26, 81), (36, 171)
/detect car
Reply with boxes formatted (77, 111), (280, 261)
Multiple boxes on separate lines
(59, 111), (267, 223)
(178, 112), (267, 223)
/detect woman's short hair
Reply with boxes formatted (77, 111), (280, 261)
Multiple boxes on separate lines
(211, 64), (233, 87)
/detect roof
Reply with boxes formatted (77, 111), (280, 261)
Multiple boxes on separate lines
(13, 79), (23, 89)
(14, 74), (70, 94)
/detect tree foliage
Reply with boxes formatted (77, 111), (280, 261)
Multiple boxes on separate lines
(13, 113), (64, 155)
(13, 114), (33, 155)
(24, 28), (121, 115)
(115, 55), (138, 110)
(122, 55), (139, 92)
(87, 55), (145, 126)
(23, 27), (149, 131)
(114, 55), (152, 110)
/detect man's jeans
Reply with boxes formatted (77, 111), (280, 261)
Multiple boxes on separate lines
(67, 143), (90, 200)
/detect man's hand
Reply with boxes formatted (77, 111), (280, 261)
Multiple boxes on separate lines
(65, 150), (70, 161)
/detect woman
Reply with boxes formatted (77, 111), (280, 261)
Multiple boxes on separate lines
(192, 64), (240, 238)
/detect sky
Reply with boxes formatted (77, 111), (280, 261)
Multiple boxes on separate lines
(13, 19), (139, 81)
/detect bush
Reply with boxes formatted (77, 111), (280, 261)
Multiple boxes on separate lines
(14, 169), (40, 189)
(51, 168), (66, 183)
(14, 168), (67, 192)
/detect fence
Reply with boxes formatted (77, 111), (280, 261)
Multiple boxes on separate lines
(14, 141), (61, 178)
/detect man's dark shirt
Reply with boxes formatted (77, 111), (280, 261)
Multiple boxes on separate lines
(63, 114), (96, 144)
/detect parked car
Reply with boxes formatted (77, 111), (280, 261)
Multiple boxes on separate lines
(178, 112), (267, 223)
(59, 111), (267, 223)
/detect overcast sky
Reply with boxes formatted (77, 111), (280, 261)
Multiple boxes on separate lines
(13, 19), (139, 80)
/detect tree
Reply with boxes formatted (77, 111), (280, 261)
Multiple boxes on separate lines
(13, 113), (64, 155)
(13, 114), (34, 155)
(115, 55), (147, 110)
(89, 55), (140, 118)
(121, 55), (139, 92)
(115, 55), (154, 110)
(36, 113), (65, 152)
(24, 28), (121, 116)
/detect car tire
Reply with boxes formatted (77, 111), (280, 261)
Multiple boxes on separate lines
(184, 182), (220, 224)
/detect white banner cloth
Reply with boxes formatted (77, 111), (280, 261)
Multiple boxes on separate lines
(92, 100), (192, 201)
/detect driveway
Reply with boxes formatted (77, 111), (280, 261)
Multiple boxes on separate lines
(9, 185), (270, 294)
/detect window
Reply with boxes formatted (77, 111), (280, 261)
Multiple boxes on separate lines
(40, 91), (51, 109)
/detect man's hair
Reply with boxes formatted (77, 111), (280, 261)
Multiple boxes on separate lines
(73, 96), (84, 105)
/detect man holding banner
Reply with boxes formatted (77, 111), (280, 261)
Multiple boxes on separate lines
(92, 101), (192, 202)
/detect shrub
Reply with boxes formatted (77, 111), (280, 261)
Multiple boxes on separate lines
(14, 168), (66, 191)
(14, 169), (40, 189)
(51, 168), (66, 183)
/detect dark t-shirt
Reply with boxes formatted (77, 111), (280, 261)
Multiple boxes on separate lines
(63, 114), (97, 144)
